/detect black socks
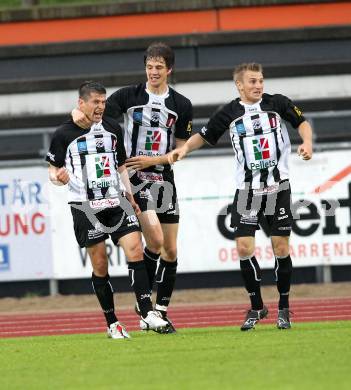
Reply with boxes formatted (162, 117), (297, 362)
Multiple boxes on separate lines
(143, 247), (160, 293)
(275, 255), (293, 309)
(91, 273), (117, 326)
(240, 256), (263, 310)
(128, 260), (153, 318)
(155, 258), (177, 311)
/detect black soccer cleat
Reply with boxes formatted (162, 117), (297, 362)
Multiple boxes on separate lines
(240, 306), (269, 331)
(153, 310), (177, 334)
(277, 308), (292, 329)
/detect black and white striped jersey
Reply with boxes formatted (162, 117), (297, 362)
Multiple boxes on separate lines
(104, 83), (193, 175)
(46, 118), (126, 202)
(200, 93), (306, 190)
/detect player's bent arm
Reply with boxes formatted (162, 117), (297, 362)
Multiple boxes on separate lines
(297, 120), (313, 160)
(125, 152), (175, 170)
(174, 133), (206, 161)
(118, 164), (140, 214)
(48, 164), (69, 186)
(71, 107), (91, 129)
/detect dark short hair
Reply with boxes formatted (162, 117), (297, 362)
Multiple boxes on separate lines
(233, 63), (263, 82)
(79, 81), (106, 100)
(144, 42), (175, 69)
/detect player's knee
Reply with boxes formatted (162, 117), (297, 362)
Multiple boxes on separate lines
(92, 257), (108, 276)
(126, 241), (143, 261)
(236, 241), (254, 258)
(163, 245), (177, 261)
(273, 243), (289, 258)
(147, 236), (163, 254)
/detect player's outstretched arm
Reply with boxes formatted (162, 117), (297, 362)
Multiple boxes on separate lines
(297, 121), (313, 160)
(171, 133), (206, 162)
(48, 164), (70, 186)
(125, 154), (170, 171)
(125, 137), (189, 170)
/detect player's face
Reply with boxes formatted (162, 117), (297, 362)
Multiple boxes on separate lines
(145, 57), (171, 90)
(79, 92), (106, 123)
(236, 71), (264, 104)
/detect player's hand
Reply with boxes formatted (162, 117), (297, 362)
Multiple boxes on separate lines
(126, 193), (141, 215)
(125, 156), (155, 171)
(131, 199), (141, 216)
(171, 145), (188, 162)
(56, 167), (70, 185)
(72, 108), (91, 129)
(297, 142), (312, 160)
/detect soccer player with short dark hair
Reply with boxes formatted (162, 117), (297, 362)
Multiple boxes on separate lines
(47, 81), (168, 339)
(72, 43), (193, 333)
(173, 62), (313, 331)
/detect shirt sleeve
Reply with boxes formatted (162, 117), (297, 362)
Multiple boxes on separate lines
(104, 88), (128, 120)
(200, 104), (232, 146)
(275, 94), (306, 128)
(115, 124), (127, 167)
(45, 129), (67, 167)
(174, 98), (193, 140)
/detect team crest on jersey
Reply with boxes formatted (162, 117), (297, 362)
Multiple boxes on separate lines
(252, 118), (262, 130)
(95, 138), (104, 148)
(145, 130), (161, 151)
(95, 156), (111, 178)
(151, 111), (160, 123)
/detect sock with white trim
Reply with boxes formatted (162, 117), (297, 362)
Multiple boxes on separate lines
(143, 247), (160, 293)
(240, 256), (263, 310)
(275, 255), (293, 309)
(155, 258), (177, 311)
(128, 260), (153, 318)
(91, 273), (117, 326)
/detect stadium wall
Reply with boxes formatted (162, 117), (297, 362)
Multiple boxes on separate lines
(0, 1), (350, 46)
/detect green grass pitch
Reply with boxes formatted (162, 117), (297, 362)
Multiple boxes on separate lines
(1, 322), (350, 389)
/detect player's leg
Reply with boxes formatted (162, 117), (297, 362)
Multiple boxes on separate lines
(232, 189), (268, 330)
(156, 222), (178, 311)
(87, 242), (122, 332)
(118, 231), (168, 330)
(70, 203), (125, 337)
(152, 178), (179, 333)
(269, 182), (293, 329)
(118, 231), (153, 317)
(138, 210), (164, 293)
(236, 236), (264, 309)
(130, 176), (164, 292)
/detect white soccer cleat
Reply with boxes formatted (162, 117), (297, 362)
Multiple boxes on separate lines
(107, 321), (131, 339)
(140, 311), (168, 331)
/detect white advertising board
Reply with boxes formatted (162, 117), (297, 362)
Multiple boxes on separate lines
(0, 167), (53, 281)
(175, 150), (351, 272)
(49, 149), (351, 279)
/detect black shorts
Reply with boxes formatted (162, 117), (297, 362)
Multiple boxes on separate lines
(70, 197), (140, 248)
(130, 171), (179, 224)
(231, 181), (293, 238)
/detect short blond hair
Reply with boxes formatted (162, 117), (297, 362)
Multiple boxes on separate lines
(233, 63), (263, 82)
